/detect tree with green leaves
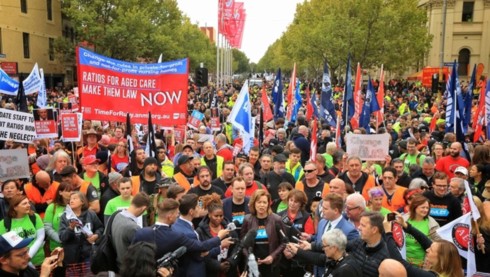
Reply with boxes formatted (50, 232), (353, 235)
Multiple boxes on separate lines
(61, 0), (217, 70)
(258, 0), (432, 77)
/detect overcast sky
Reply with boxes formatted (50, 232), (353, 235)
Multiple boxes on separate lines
(176, 0), (304, 63)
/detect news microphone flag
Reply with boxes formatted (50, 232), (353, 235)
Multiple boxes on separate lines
(228, 80), (253, 154)
(272, 68), (284, 121)
(320, 62), (336, 126)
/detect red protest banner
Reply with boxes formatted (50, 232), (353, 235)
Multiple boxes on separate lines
(60, 113), (80, 141)
(77, 47), (188, 126)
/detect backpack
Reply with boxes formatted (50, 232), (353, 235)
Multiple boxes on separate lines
(4, 214), (37, 231)
(90, 210), (122, 274)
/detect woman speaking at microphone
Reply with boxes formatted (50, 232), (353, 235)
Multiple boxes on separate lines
(241, 189), (286, 277)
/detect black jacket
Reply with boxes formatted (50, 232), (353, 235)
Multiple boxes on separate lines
(294, 250), (362, 277)
(345, 238), (390, 277)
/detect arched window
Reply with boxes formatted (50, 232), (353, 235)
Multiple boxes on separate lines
(458, 48), (470, 76)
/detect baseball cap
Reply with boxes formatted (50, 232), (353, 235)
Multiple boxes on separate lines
(454, 166), (468, 176)
(82, 155), (100, 166)
(178, 155), (192, 166)
(0, 231), (34, 256)
(182, 144), (193, 152)
(273, 153), (287, 163)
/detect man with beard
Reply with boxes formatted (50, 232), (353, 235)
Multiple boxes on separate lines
(261, 154), (295, 200)
(211, 161), (236, 192)
(125, 148), (146, 177)
(173, 155), (197, 192)
(188, 166), (224, 198)
(435, 142), (470, 179)
(391, 159), (412, 188)
(131, 157), (161, 196)
(200, 141), (224, 180)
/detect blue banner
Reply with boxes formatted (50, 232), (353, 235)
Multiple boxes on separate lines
(23, 63), (42, 95)
(0, 68), (19, 96)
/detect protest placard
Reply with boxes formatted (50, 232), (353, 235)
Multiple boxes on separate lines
(345, 133), (390, 161)
(0, 149), (30, 181)
(77, 47), (188, 126)
(33, 108), (58, 138)
(0, 108), (37, 143)
(61, 113), (80, 142)
(187, 110), (204, 130)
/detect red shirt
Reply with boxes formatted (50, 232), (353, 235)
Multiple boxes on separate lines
(224, 181), (268, 198)
(435, 156), (470, 179)
(217, 147), (233, 162)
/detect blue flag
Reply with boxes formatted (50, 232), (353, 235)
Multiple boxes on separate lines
(272, 68), (284, 121)
(291, 79), (302, 123)
(341, 55), (354, 130)
(463, 64), (476, 133)
(0, 68), (19, 95)
(445, 61), (465, 142)
(320, 62), (337, 126)
(228, 80), (253, 154)
(360, 76), (380, 133)
(310, 87), (319, 119)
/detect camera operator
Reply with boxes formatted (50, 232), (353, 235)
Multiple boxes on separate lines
(120, 242), (173, 277)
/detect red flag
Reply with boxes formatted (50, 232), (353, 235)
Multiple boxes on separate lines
(473, 80), (486, 142)
(350, 63), (363, 129)
(261, 86), (274, 122)
(375, 65), (385, 124)
(335, 114), (341, 149)
(310, 119), (317, 161)
(305, 85), (313, 121)
(286, 63), (297, 122)
(429, 114), (438, 133)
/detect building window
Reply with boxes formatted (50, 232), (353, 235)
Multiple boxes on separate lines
(49, 38), (54, 61)
(23, 32), (30, 59)
(20, 0), (27, 13)
(47, 0), (53, 20)
(462, 2), (474, 22)
(458, 48), (470, 76)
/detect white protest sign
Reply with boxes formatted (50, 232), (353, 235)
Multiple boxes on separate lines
(0, 108), (37, 143)
(346, 133), (390, 161)
(0, 149), (30, 181)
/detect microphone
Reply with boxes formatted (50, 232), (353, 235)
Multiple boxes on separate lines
(226, 220), (240, 231)
(276, 222), (289, 243)
(229, 229), (257, 262)
(281, 216), (301, 237)
(247, 249), (260, 277)
(157, 246), (187, 268)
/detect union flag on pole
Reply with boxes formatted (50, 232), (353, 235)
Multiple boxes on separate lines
(310, 119), (317, 161)
(286, 63), (297, 122)
(350, 63), (363, 129)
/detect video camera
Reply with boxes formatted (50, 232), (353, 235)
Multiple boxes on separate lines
(157, 246), (187, 270)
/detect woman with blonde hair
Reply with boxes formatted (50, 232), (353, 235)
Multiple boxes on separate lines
(241, 189), (286, 277)
(111, 141), (129, 172)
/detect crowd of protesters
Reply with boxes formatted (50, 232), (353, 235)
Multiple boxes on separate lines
(0, 76), (489, 277)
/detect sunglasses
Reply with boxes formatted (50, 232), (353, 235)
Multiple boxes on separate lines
(304, 169), (316, 173)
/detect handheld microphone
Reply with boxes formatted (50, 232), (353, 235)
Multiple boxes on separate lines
(276, 222), (289, 243)
(226, 222), (236, 231)
(230, 229), (257, 262)
(282, 216), (301, 237)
